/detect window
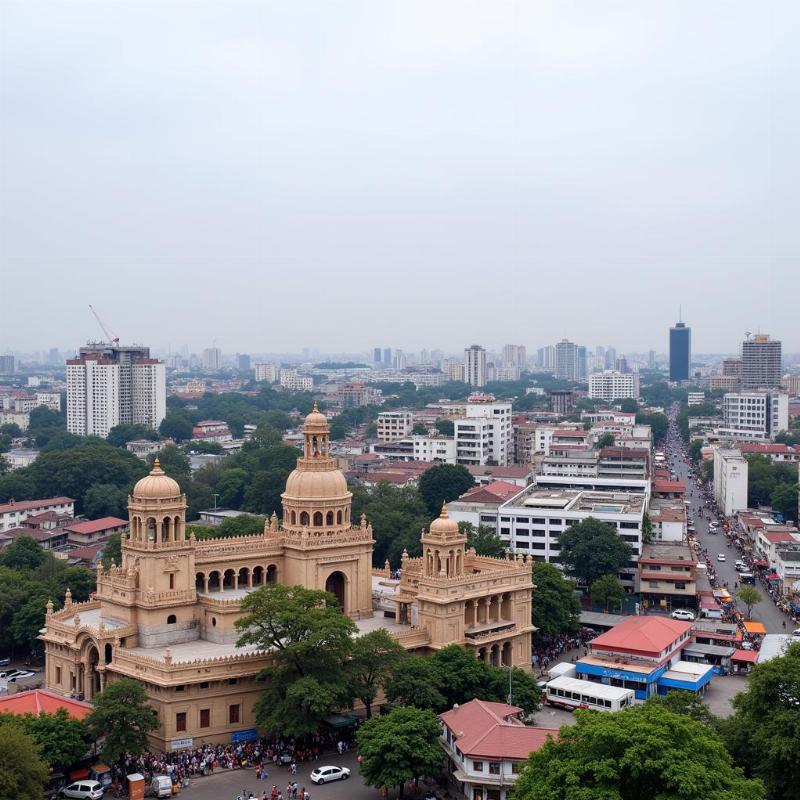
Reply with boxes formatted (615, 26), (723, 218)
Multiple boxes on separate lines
(167, 614), (177, 624)
(200, 682), (209, 689)
(169, 574), (175, 590)
(55, 666), (62, 685)
(175, 685), (185, 692)
(229, 704), (240, 724)
(176, 712), (186, 732)
(200, 709), (210, 728)
(489, 762), (501, 775)
(228, 678), (238, 685)
(473, 760), (484, 772)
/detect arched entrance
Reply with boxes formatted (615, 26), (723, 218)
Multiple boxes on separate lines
(87, 645), (101, 699)
(325, 571), (346, 612)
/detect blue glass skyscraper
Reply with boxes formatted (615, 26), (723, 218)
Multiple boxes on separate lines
(669, 321), (691, 381)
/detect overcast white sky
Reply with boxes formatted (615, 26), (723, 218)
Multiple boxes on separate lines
(0, 1), (796, 356)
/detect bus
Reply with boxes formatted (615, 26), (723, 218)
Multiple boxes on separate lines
(545, 676), (635, 712)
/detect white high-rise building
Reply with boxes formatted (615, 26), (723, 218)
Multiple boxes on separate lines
(713, 448), (749, 517)
(454, 396), (512, 466)
(202, 347), (222, 370)
(68, 345), (166, 438)
(555, 340), (579, 381)
(254, 363), (278, 383)
(741, 335), (782, 388)
(588, 371), (641, 401)
(464, 345), (487, 388)
(721, 391), (789, 441)
(502, 345), (527, 369)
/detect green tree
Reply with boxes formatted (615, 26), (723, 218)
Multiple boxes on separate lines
(641, 512), (653, 544)
(83, 482), (129, 518)
(188, 514), (266, 540)
(434, 418), (454, 436)
(618, 398), (639, 413)
(158, 412), (194, 442)
(635, 411), (669, 444)
(385, 656), (445, 711)
(688, 438), (705, 463)
(412, 422), (428, 435)
(596, 432), (615, 449)
(644, 689), (717, 726)
(149, 444), (191, 478)
(347, 628), (407, 718)
(187, 440), (223, 454)
(235, 584), (356, 737)
(356, 707), (443, 798)
(531, 562), (580, 637)
(510, 704), (763, 800)
(558, 517), (632, 587)
(0, 422), (23, 437)
(85, 678), (158, 767)
(736, 586), (762, 619)
(418, 464), (475, 517)
(771, 482), (799, 522)
(101, 532), (122, 568)
(11, 594), (50, 654)
(459, 522), (506, 557)
(722, 642), (800, 800)
(26, 406), (67, 448)
(0, 720), (49, 800)
(0, 535), (45, 571)
(590, 573), (625, 612)
(18, 708), (89, 769)
(107, 424), (159, 448)
(250, 423), (282, 449)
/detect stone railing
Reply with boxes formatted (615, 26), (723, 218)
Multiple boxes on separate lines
(391, 626), (431, 648)
(197, 594), (247, 610)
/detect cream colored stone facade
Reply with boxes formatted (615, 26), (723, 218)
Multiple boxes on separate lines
(42, 407), (534, 751)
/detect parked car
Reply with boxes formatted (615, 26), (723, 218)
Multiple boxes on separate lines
(149, 775), (172, 798)
(0, 669), (28, 680)
(717, 554), (726, 562)
(791, 628), (800, 639)
(671, 609), (695, 621)
(59, 780), (104, 800)
(310, 766), (350, 785)
(7, 670), (35, 682)
(0, 657), (11, 667)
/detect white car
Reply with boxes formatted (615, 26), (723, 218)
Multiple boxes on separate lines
(792, 628), (800, 638)
(717, 554), (726, 562)
(60, 781), (104, 800)
(310, 766), (350, 785)
(671, 609), (695, 621)
(709, 521), (719, 529)
(7, 670), (34, 682)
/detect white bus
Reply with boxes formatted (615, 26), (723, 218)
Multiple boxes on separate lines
(545, 676), (635, 712)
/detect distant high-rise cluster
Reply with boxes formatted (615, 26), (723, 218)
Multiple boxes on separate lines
(67, 343), (165, 438)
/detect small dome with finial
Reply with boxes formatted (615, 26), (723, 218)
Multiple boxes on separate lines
(132, 457), (182, 500)
(429, 501), (460, 535)
(303, 400), (328, 431)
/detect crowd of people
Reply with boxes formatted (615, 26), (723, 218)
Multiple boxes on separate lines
(531, 630), (593, 675)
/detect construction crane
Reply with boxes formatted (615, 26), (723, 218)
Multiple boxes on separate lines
(88, 304), (120, 346)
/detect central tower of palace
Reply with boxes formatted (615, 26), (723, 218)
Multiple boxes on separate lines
(272, 403), (374, 617)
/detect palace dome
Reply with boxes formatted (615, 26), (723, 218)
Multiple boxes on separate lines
(283, 468), (349, 500)
(303, 402), (329, 432)
(429, 504), (460, 536)
(132, 459), (182, 500)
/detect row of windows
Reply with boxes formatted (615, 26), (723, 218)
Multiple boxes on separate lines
(176, 704), (240, 732)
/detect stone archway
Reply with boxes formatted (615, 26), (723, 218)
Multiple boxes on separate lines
(86, 644), (101, 700)
(325, 571), (346, 612)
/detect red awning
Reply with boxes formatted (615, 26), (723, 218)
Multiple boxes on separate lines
(753, 560), (769, 567)
(766, 572), (780, 581)
(731, 649), (759, 663)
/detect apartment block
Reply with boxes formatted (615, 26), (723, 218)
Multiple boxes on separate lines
(713, 448), (748, 517)
(720, 392), (789, 441)
(588, 371), (640, 401)
(377, 411), (414, 442)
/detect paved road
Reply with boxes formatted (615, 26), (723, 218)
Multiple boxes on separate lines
(664, 411), (790, 634)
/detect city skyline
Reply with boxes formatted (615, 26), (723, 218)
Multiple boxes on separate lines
(1, 2), (796, 353)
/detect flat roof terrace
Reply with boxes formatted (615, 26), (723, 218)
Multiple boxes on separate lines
(502, 486), (646, 515)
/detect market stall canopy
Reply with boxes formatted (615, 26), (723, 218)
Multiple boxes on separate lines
(743, 621), (767, 635)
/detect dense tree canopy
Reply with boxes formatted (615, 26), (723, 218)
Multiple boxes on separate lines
(0, 720), (49, 800)
(511, 704), (763, 800)
(459, 522), (506, 557)
(531, 562), (581, 637)
(417, 463), (474, 517)
(356, 707), (442, 798)
(722, 642), (800, 800)
(558, 517), (632, 587)
(346, 628), (407, 718)
(10, 708), (89, 769)
(746, 455), (798, 508)
(590, 573), (625, 612)
(434, 418), (454, 436)
(107, 424), (160, 448)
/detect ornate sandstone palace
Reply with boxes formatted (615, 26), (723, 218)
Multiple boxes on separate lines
(42, 407), (534, 749)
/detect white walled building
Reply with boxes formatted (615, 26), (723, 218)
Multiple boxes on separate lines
(131, 361), (167, 430)
(279, 369), (313, 391)
(202, 347), (222, 370)
(412, 435), (457, 464)
(713, 448), (749, 517)
(588, 371), (640, 401)
(66, 357), (121, 437)
(254, 363), (278, 383)
(455, 398), (512, 467)
(377, 411), (414, 442)
(464, 345), (487, 388)
(720, 392), (789, 441)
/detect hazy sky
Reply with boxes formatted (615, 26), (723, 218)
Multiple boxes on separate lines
(1, 1), (796, 356)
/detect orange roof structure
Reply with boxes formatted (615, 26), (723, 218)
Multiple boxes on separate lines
(590, 616), (691, 657)
(743, 621), (767, 635)
(0, 689), (93, 720)
(439, 699), (558, 760)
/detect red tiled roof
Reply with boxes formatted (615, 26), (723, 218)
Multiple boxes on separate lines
(600, 447), (649, 459)
(64, 517), (128, 535)
(458, 481), (523, 504)
(740, 443), (796, 454)
(0, 497), (75, 515)
(653, 480), (686, 494)
(590, 616), (691, 656)
(439, 699), (558, 760)
(762, 531), (797, 543)
(731, 649), (759, 663)
(68, 544), (105, 561)
(0, 689), (93, 720)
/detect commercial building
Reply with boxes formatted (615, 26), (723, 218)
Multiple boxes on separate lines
(68, 345), (166, 437)
(42, 408), (534, 749)
(536, 346), (555, 371)
(741, 335), (782, 388)
(439, 700), (557, 800)
(496, 486), (646, 585)
(720, 391), (789, 441)
(464, 345), (487, 388)
(237, 354), (251, 371)
(555, 340), (579, 381)
(191, 420), (233, 442)
(447, 481), (523, 530)
(636, 543), (698, 611)
(0, 497), (75, 532)
(337, 382), (381, 408)
(588, 371), (640, 401)
(455, 397), (512, 467)
(279, 369), (313, 391)
(781, 375), (800, 397)
(412, 435), (457, 464)
(254, 363), (278, 383)
(549, 390), (575, 415)
(713, 448), (748, 517)
(377, 411), (414, 441)
(669, 321), (691, 382)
